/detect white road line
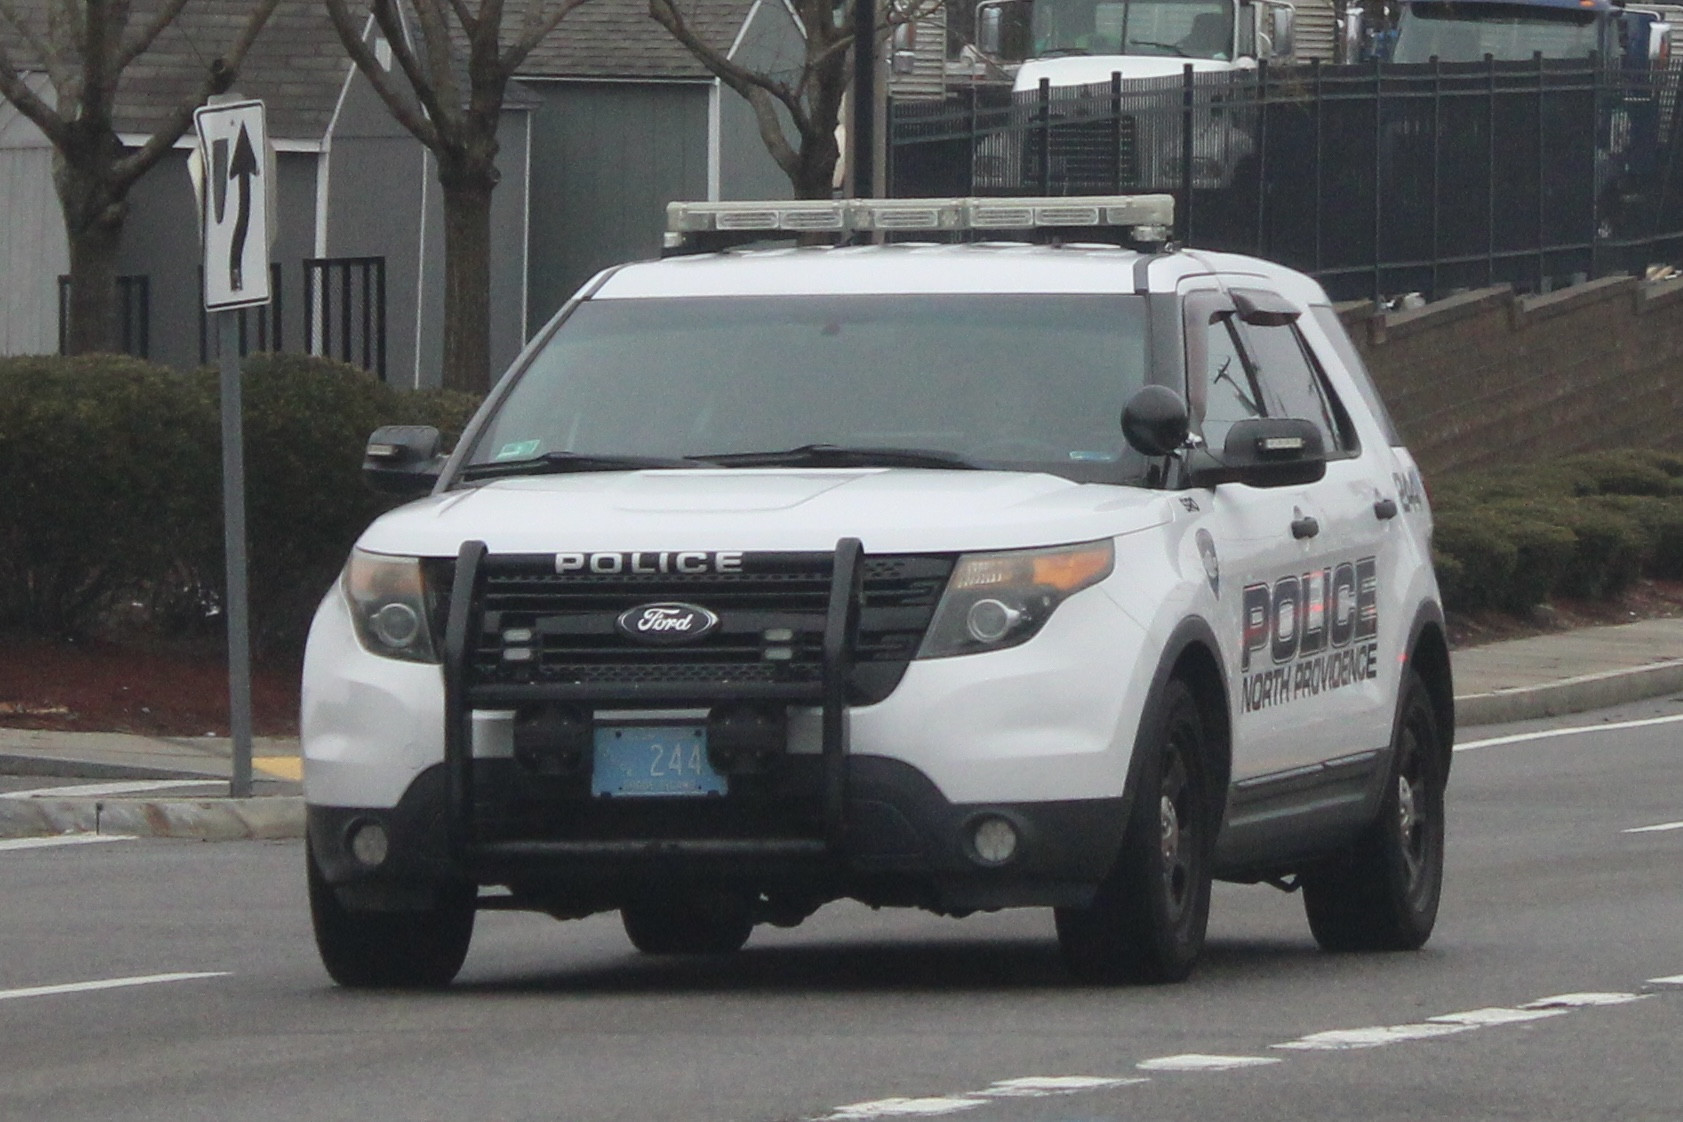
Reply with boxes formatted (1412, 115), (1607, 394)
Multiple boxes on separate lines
(977, 1076), (1145, 1097)
(1272, 1023), (1474, 1051)
(1623, 820), (1683, 834)
(1523, 992), (1648, 1009)
(1, 779), (223, 800)
(1138, 1054), (1280, 1071)
(809, 977), (1677, 1121)
(0, 972), (229, 1003)
(1456, 712), (1683, 753)
(826, 1098), (985, 1119)
(1428, 1007), (1568, 1027)
(0, 834), (134, 852)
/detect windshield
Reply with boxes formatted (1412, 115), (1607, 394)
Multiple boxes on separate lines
(1032, 0), (1236, 61)
(464, 294), (1153, 482)
(1391, 2), (1601, 62)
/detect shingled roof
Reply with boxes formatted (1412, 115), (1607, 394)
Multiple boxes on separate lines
(519, 0), (757, 81)
(0, 0), (347, 139)
(1, 0), (757, 142)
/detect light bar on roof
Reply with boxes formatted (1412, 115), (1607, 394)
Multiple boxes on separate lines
(665, 194), (1175, 242)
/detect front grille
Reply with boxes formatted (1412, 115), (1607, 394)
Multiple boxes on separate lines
(452, 551), (952, 705)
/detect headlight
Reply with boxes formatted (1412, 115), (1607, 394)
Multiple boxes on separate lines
(342, 549), (441, 663)
(918, 540), (1114, 659)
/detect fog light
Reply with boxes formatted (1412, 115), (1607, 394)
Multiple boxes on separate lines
(966, 598), (1023, 643)
(970, 815), (1019, 866)
(370, 602), (421, 648)
(348, 820), (389, 869)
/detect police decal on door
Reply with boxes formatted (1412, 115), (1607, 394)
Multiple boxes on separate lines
(1241, 557), (1379, 713)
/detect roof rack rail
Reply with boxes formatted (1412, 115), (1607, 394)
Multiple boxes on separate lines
(662, 195), (1175, 256)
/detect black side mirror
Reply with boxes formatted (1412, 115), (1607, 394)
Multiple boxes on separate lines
(363, 425), (443, 496)
(1190, 417), (1328, 488)
(1121, 385), (1191, 457)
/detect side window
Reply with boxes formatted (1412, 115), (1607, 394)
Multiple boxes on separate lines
(1231, 291), (1355, 455)
(1201, 314), (1263, 451)
(1183, 290), (1264, 452)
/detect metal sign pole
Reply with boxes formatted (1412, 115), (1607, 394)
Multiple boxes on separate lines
(194, 97), (271, 799)
(220, 310), (254, 799)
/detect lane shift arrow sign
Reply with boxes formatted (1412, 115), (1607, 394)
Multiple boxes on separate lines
(227, 123), (259, 292)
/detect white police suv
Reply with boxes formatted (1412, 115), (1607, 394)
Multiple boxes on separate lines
(302, 195), (1452, 988)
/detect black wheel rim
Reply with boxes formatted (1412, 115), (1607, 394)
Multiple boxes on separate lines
(1158, 732), (1198, 923)
(1395, 714), (1438, 902)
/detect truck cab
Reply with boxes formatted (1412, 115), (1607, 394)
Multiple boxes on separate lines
(1389, 0), (1674, 64)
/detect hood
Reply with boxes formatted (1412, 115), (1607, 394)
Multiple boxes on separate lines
(1015, 55), (1245, 91)
(357, 469), (1173, 558)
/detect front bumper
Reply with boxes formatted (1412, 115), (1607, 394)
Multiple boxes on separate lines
(309, 755), (1126, 915)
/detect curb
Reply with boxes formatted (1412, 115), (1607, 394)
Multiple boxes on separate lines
(0, 754), (230, 783)
(1454, 658), (1683, 727)
(0, 796), (304, 841)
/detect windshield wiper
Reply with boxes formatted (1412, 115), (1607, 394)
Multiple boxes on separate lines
(460, 450), (710, 480)
(700, 443), (982, 470)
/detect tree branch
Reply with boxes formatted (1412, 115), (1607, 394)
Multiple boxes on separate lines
(112, 0), (285, 193)
(0, 0), (74, 94)
(0, 41), (69, 147)
(648, 0), (806, 129)
(503, 0), (591, 73)
(113, 0), (192, 72)
(323, 0), (443, 148)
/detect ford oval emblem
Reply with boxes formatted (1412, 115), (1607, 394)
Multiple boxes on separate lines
(616, 602), (721, 645)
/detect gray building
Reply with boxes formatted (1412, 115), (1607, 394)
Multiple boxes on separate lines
(0, 0), (796, 385)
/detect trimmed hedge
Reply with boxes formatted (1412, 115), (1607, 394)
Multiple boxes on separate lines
(1429, 450), (1683, 616)
(0, 353), (479, 649)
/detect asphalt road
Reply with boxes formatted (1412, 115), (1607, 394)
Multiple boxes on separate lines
(2, 700), (1681, 1122)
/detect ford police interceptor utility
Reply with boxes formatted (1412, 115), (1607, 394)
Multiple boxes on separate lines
(302, 194), (1452, 988)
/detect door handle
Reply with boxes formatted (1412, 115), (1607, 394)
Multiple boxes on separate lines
(1374, 498), (1399, 520)
(1290, 515), (1320, 539)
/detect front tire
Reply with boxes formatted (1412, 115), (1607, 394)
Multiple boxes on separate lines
(1302, 668), (1445, 952)
(1056, 678), (1214, 984)
(622, 893), (754, 955)
(307, 837), (476, 988)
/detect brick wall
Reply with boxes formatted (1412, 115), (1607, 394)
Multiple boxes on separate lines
(1337, 277), (1683, 479)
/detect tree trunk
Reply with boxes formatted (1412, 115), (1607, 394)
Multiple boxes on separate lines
(54, 146), (127, 356)
(437, 156), (497, 395)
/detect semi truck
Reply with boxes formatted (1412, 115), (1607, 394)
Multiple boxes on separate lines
(958, 0), (1352, 192)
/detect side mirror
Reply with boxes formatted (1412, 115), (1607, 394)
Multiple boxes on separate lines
(892, 21), (917, 75)
(1270, 6), (1296, 57)
(363, 424), (443, 496)
(979, 6), (1004, 55)
(1190, 417), (1327, 488)
(1122, 384), (1191, 457)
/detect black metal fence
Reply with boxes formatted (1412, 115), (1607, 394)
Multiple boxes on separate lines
(890, 57), (1683, 303)
(57, 274), (149, 358)
(198, 262), (284, 363)
(305, 255), (387, 381)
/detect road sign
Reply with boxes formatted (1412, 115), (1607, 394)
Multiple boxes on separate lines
(194, 100), (272, 311)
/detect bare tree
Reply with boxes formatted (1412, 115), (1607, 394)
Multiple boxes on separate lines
(0, 0), (282, 354)
(651, 0), (938, 201)
(323, 0), (586, 394)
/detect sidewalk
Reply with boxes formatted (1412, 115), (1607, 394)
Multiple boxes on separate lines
(6, 617), (1683, 840)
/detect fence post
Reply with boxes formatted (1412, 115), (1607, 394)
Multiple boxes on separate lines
(1313, 59), (1324, 272)
(1372, 55), (1384, 305)
(1589, 52), (1604, 281)
(1038, 77), (1052, 191)
(1536, 51), (1547, 291)
(1487, 54), (1497, 287)
(1111, 71), (1124, 193)
(1181, 63), (1195, 242)
(1255, 59), (1269, 257)
(1431, 57), (1442, 301)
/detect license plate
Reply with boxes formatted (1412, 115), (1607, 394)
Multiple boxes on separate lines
(592, 725), (726, 798)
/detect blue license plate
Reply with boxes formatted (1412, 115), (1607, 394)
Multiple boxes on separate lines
(592, 725), (726, 798)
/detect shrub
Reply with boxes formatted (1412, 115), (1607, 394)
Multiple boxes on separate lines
(1429, 510), (1516, 612)
(0, 353), (480, 649)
